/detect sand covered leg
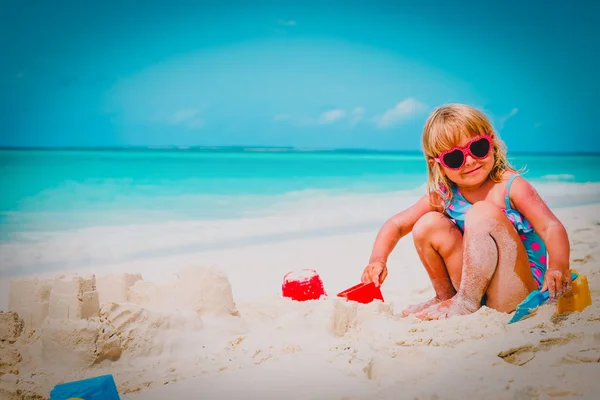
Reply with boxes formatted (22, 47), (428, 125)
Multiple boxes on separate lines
(417, 201), (538, 320)
(402, 212), (464, 316)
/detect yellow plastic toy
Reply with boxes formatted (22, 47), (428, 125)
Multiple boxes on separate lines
(557, 269), (593, 314)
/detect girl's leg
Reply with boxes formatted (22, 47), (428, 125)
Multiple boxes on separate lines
(402, 211), (464, 316)
(416, 201), (539, 320)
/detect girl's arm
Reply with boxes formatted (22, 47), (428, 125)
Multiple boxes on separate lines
(362, 193), (440, 285)
(509, 177), (572, 299)
(368, 194), (439, 264)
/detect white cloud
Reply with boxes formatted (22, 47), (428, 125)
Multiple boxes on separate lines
(349, 106), (365, 128)
(375, 98), (428, 128)
(278, 19), (297, 26)
(318, 109), (346, 124)
(273, 107), (361, 127)
(497, 107), (519, 129)
(169, 108), (203, 130)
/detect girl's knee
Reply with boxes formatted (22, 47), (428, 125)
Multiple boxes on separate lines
(465, 201), (503, 226)
(413, 212), (447, 242)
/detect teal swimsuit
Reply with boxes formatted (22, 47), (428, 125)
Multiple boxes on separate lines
(442, 175), (547, 288)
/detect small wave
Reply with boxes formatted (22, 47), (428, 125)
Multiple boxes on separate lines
(537, 174), (576, 181)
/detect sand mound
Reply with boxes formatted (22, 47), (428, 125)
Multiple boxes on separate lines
(1, 312), (24, 377)
(100, 301), (203, 359)
(40, 318), (121, 367)
(0, 312), (24, 343)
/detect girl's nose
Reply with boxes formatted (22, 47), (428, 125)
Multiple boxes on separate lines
(464, 154), (476, 166)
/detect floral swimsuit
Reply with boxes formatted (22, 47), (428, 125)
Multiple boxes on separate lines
(442, 174), (547, 288)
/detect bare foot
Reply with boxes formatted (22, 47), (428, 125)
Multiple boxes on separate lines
(415, 296), (480, 320)
(401, 297), (444, 317)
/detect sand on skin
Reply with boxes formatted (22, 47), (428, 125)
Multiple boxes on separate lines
(0, 204), (599, 400)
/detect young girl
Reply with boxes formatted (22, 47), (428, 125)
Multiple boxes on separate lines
(361, 104), (572, 320)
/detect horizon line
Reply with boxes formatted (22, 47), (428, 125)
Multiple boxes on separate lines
(0, 145), (599, 156)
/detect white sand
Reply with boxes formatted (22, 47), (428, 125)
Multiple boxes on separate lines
(1, 203), (599, 399)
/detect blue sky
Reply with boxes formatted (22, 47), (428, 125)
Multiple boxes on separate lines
(1, 0), (598, 152)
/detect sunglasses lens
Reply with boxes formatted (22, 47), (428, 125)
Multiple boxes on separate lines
(470, 137), (491, 158)
(442, 150), (464, 169)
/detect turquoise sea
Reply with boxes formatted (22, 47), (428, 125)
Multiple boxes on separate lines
(1, 148), (599, 275)
(2, 148), (600, 236)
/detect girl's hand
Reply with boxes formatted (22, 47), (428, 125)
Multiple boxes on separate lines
(361, 261), (388, 287)
(541, 268), (573, 301)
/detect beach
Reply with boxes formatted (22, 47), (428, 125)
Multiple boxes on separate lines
(1, 201), (599, 400)
(3, 0), (599, 396)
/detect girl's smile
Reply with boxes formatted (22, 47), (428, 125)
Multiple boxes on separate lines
(463, 165), (482, 175)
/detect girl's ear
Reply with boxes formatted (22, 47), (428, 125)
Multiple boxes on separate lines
(429, 158), (445, 177)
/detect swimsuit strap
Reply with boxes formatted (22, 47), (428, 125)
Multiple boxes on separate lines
(505, 174), (520, 209)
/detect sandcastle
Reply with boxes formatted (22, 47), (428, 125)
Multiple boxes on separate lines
(0, 265), (240, 397)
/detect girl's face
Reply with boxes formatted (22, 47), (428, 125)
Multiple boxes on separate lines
(437, 134), (495, 188)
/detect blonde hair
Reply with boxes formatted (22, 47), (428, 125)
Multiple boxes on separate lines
(421, 104), (520, 208)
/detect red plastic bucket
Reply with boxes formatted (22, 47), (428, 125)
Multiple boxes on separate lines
(282, 269), (327, 301)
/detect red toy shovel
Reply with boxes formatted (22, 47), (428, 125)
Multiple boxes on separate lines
(337, 282), (384, 304)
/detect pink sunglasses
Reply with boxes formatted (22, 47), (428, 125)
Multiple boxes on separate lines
(434, 134), (493, 170)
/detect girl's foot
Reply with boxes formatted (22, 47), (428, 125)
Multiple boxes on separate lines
(401, 297), (444, 316)
(415, 295), (480, 320)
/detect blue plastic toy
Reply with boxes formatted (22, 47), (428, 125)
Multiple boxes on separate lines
(508, 271), (579, 324)
(49, 374), (120, 400)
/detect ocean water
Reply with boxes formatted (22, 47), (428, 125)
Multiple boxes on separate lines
(1, 148), (599, 275)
